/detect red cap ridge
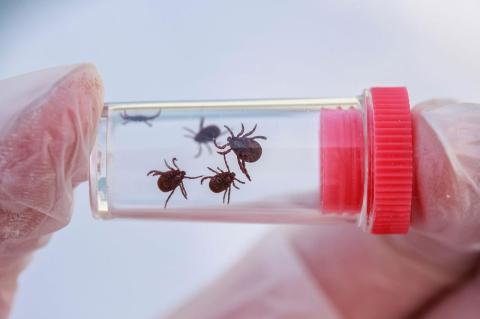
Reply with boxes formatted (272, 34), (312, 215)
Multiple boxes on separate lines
(367, 87), (413, 234)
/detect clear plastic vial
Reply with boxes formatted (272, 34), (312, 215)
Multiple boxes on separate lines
(89, 87), (413, 234)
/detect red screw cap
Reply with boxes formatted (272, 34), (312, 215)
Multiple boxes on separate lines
(367, 87), (413, 234)
(319, 87), (412, 234)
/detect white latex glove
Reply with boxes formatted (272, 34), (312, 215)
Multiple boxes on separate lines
(0, 64), (103, 318)
(2, 65), (479, 319)
(167, 100), (480, 319)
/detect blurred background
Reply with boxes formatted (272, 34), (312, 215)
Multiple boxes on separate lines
(1, 0), (479, 318)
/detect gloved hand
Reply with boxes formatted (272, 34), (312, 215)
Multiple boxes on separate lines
(167, 100), (480, 319)
(2, 65), (479, 319)
(0, 64), (103, 318)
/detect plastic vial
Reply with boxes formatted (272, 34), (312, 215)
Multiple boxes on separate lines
(89, 87), (413, 234)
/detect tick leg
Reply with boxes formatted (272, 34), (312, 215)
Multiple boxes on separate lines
(227, 186), (231, 204)
(222, 189), (228, 204)
(238, 158), (251, 181)
(223, 154), (230, 172)
(171, 157), (180, 170)
(205, 142), (212, 154)
(151, 110), (161, 119)
(224, 125), (235, 138)
(217, 167), (224, 173)
(164, 159), (174, 170)
(194, 144), (202, 158)
(199, 117), (205, 130)
(180, 183), (188, 199)
(184, 135), (194, 139)
(236, 157), (244, 174)
(243, 168), (252, 182)
(144, 121), (153, 127)
(213, 138), (228, 149)
(122, 120), (129, 125)
(237, 123), (245, 137)
(164, 188), (176, 209)
(183, 127), (196, 135)
(207, 167), (220, 174)
(217, 149), (231, 156)
(147, 170), (164, 176)
(185, 174), (203, 179)
(243, 124), (257, 137)
(234, 177), (245, 184)
(201, 176), (212, 184)
(232, 182), (240, 190)
(251, 135), (267, 140)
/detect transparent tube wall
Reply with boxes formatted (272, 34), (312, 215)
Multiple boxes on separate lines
(89, 97), (367, 225)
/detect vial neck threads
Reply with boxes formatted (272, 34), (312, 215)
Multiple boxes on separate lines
(320, 107), (364, 214)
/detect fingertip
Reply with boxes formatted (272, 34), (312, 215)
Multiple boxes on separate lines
(411, 100), (480, 248)
(0, 64), (104, 230)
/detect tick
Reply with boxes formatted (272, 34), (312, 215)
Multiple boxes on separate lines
(214, 123), (267, 181)
(184, 117), (224, 158)
(201, 155), (245, 204)
(120, 110), (161, 127)
(147, 157), (202, 208)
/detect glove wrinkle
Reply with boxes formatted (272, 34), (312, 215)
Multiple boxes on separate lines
(0, 64), (104, 319)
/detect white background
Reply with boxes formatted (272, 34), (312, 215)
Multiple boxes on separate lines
(1, 1), (480, 318)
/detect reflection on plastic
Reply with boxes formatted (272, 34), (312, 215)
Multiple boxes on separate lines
(89, 88), (413, 234)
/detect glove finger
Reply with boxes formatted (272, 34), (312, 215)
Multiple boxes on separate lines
(412, 100), (480, 249)
(0, 64), (104, 318)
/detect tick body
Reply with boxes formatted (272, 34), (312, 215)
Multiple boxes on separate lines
(214, 123), (266, 181)
(201, 155), (245, 204)
(147, 158), (202, 208)
(120, 110), (161, 127)
(184, 117), (224, 158)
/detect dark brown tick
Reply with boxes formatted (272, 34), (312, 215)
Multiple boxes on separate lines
(214, 123), (266, 181)
(184, 117), (224, 158)
(147, 158), (202, 208)
(120, 110), (161, 127)
(201, 155), (245, 204)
